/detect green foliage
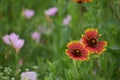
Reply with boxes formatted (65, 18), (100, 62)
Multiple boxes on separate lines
(0, 0), (120, 80)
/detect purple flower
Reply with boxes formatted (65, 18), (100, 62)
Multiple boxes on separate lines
(2, 33), (25, 53)
(23, 9), (35, 19)
(31, 31), (41, 43)
(63, 15), (72, 26)
(21, 71), (37, 80)
(44, 7), (58, 16)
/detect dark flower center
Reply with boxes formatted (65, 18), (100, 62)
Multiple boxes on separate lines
(88, 38), (97, 47)
(77, 1), (82, 3)
(73, 49), (82, 57)
(76, 0), (83, 3)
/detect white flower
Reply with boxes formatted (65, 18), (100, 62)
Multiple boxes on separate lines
(21, 71), (37, 80)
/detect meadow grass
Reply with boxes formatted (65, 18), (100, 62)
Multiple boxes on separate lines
(0, 0), (120, 80)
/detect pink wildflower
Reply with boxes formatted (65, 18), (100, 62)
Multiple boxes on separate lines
(63, 15), (72, 26)
(2, 33), (25, 53)
(44, 7), (58, 16)
(31, 31), (41, 43)
(2, 35), (11, 45)
(23, 9), (35, 19)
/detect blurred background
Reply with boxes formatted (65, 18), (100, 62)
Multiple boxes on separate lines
(0, 0), (120, 80)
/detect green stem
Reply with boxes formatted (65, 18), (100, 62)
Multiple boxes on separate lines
(73, 60), (81, 80)
(94, 58), (103, 76)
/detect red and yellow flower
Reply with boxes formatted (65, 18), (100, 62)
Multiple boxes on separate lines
(81, 28), (107, 54)
(73, 0), (92, 3)
(66, 41), (89, 60)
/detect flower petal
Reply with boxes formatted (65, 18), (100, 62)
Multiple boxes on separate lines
(66, 41), (89, 60)
(81, 28), (107, 54)
(23, 9), (35, 19)
(13, 39), (24, 49)
(21, 71), (37, 80)
(2, 35), (11, 45)
(63, 15), (72, 26)
(9, 33), (19, 44)
(31, 31), (41, 43)
(44, 7), (58, 16)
